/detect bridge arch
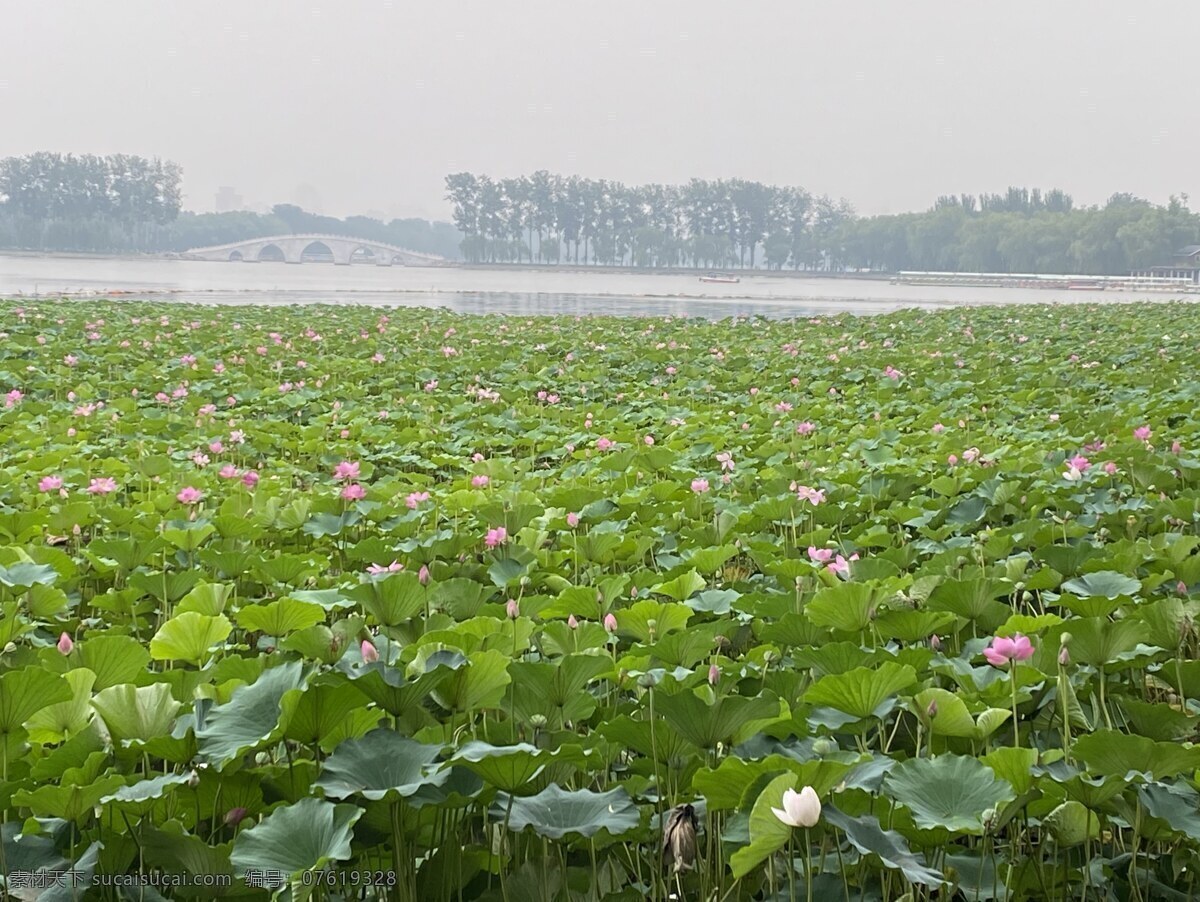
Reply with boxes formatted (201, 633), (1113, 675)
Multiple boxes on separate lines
(301, 240), (335, 263)
(257, 244), (286, 263)
(229, 250), (243, 262)
(350, 245), (378, 264)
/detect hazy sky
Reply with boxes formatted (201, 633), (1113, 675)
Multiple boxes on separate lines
(4, 1), (1196, 221)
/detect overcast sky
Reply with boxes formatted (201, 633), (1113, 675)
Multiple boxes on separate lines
(3, 1), (1195, 221)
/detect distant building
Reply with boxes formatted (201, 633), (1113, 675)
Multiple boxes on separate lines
(214, 186), (245, 213)
(1131, 245), (1200, 284)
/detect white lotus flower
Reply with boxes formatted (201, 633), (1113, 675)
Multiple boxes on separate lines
(771, 786), (821, 828)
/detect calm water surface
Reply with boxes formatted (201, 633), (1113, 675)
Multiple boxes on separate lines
(0, 254), (1191, 318)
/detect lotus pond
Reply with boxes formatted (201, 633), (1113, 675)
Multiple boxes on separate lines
(2, 300), (1200, 901)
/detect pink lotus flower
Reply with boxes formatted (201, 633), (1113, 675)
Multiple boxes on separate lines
(360, 639), (379, 663)
(948, 454), (958, 466)
(708, 663), (720, 686)
(644, 435), (655, 446)
(209, 441), (224, 454)
(4, 389), (22, 408)
(795, 485), (825, 506)
(333, 460), (360, 481)
(568, 614), (579, 629)
(242, 470), (260, 488)
(219, 464), (239, 479)
(86, 477), (118, 495)
(1103, 461), (1118, 476)
(485, 526), (507, 548)
(807, 546), (834, 563)
(1173, 441), (1183, 454)
(1134, 425), (1152, 441)
(341, 483), (366, 501)
(827, 553), (858, 576)
(883, 365), (903, 380)
(932, 423), (945, 434)
(406, 491), (430, 509)
(367, 561), (404, 575)
(1067, 455), (1090, 472)
(471, 475), (490, 488)
(795, 421), (815, 436)
(177, 487), (203, 505)
(604, 613), (618, 632)
(691, 478), (710, 494)
(596, 437), (614, 451)
(418, 565), (430, 585)
(983, 633), (1035, 667)
(39, 475), (63, 492)
(962, 447), (980, 463)
(506, 599), (520, 619)
(566, 512), (580, 528)
(57, 632), (73, 655)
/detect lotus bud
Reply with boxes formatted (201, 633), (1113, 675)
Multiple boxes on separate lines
(812, 737), (837, 757)
(926, 699), (938, 719)
(254, 753), (270, 766)
(3, 642), (15, 654)
(1058, 645), (1070, 666)
(418, 565), (430, 585)
(187, 770), (201, 789)
(708, 664), (720, 686)
(57, 632), (74, 655)
(981, 807), (997, 833)
(604, 613), (618, 632)
(224, 807), (248, 827)
(360, 639), (379, 663)
(505, 599), (519, 619)
(929, 634), (942, 651)
(567, 614), (579, 629)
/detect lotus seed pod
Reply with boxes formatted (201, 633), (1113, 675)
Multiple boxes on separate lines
(1021, 591), (1033, 604)
(529, 714), (547, 729)
(1059, 632), (1072, 646)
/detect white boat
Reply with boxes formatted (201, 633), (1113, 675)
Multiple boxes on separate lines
(699, 273), (740, 284)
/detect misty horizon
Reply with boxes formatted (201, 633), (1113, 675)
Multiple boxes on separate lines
(4, 0), (1198, 222)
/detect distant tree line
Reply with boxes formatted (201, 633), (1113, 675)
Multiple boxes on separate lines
(0, 153), (460, 259)
(446, 172), (1200, 275)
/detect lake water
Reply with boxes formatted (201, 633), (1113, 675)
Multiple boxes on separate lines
(0, 254), (1191, 318)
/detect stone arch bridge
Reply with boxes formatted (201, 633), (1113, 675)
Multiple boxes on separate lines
(182, 234), (444, 266)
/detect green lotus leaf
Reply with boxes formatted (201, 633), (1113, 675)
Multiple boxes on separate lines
(0, 666), (73, 736)
(92, 682), (181, 745)
(316, 728), (446, 800)
(655, 689), (781, 750)
(824, 805), (943, 886)
(494, 784), (639, 840)
(236, 597), (325, 636)
(196, 661), (307, 768)
(149, 611), (233, 665)
(885, 755), (1015, 834)
(805, 662), (918, 721)
(1060, 571), (1141, 599)
(231, 797), (363, 888)
(1072, 731), (1200, 780)
(65, 634), (152, 690)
